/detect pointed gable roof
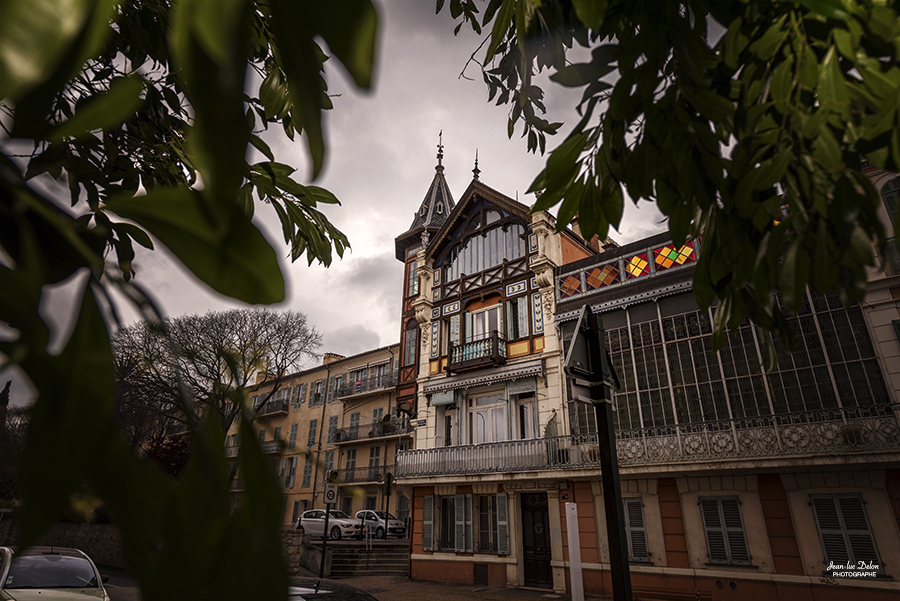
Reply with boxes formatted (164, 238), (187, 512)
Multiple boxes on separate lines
(395, 143), (457, 261)
(424, 178), (531, 263)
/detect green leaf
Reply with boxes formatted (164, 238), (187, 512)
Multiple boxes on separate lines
(779, 242), (809, 311)
(572, 0), (607, 30)
(104, 189), (285, 304)
(49, 76), (144, 141)
(795, 0), (852, 22)
(307, 0), (378, 89)
(484, 0), (514, 64)
(818, 46), (850, 115)
(0, 0), (95, 100)
(14, 283), (114, 548)
(249, 133), (275, 162)
(748, 15), (787, 61)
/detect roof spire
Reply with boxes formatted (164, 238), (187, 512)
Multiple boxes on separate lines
(473, 149), (480, 181)
(436, 130), (444, 173)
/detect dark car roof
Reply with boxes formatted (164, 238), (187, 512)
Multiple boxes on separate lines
(289, 577), (378, 600)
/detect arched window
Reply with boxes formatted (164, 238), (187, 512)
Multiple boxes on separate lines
(403, 320), (418, 367)
(442, 223), (526, 282)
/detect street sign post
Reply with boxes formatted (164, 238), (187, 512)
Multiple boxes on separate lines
(319, 480), (339, 578)
(564, 305), (632, 601)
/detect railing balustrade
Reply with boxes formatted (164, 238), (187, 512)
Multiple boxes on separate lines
(397, 404), (900, 478)
(256, 398), (289, 416)
(335, 464), (395, 484)
(448, 330), (507, 371)
(335, 373), (398, 399)
(333, 418), (412, 443)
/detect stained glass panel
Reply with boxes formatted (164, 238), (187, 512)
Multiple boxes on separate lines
(625, 253), (650, 279)
(585, 263), (620, 290)
(653, 242), (696, 271)
(559, 274), (583, 297)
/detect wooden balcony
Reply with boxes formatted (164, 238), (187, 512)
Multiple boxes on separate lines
(446, 330), (507, 375)
(396, 404), (900, 478)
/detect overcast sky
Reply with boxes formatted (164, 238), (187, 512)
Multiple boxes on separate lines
(5, 0), (667, 405)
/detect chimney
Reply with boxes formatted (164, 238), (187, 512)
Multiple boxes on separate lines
(323, 353), (345, 365)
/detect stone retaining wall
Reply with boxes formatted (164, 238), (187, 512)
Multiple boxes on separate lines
(0, 512), (325, 576)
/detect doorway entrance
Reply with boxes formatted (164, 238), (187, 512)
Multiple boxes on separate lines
(521, 492), (552, 588)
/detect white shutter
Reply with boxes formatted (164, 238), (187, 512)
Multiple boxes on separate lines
(623, 498), (649, 561)
(455, 494), (466, 552)
(423, 495), (434, 552)
(496, 493), (510, 555)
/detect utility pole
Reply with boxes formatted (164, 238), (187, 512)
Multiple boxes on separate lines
(564, 305), (632, 601)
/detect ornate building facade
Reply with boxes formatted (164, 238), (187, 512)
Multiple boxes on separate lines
(394, 156), (900, 600)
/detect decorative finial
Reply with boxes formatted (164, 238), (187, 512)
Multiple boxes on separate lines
(473, 149), (480, 181)
(436, 130), (444, 172)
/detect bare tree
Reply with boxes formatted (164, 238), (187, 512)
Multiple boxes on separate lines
(113, 308), (321, 446)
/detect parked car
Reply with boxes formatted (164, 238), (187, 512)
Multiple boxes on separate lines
(354, 510), (406, 539)
(289, 577), (379, 600)
(298, 509), (362, 540)
(0, 546), (110, 601)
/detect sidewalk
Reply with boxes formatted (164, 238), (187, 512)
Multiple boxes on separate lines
(331, 574), (573, 601)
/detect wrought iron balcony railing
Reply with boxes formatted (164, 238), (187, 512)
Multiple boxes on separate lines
(334, 418), (413, 444)
(396, 404), (900, 478)
(335, 463), (395, 484)
(336, 373), (398, 399)
(255, 398), (289, 417)
(447, 330), (507, 374)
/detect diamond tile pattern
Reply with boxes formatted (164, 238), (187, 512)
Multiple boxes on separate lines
(654, 243), (695, 270)
(559, 275), (583, 298)
(586, 264), (619, 290)
(625, 253), (649, 278)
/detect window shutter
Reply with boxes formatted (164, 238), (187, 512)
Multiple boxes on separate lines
(811, 494), (881, 567)
(700, 497), (750, 565)
(278, 459), (288, 489)
(465, 494), (473, 553)
(423, 495), (434, 552)
(455, 493), (466, 552)
(496, 493), (510, 555)
(287, 457), (297, 489)
(838, 496), (880, 564)
(623, 498), (649, 561)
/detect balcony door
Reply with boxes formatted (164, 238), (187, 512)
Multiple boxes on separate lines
(469, 394), (506, 444)
(465, 304), (502, 343)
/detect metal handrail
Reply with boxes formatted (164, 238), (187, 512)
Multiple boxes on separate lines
(334, 418), (413, 443)
(448, 330), (507, 366)
(335, 464), (395, 484)
(396, 403), (900, 478)
(335, 373), (399, 399)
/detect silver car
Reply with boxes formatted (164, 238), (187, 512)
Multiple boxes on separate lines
(298, 509), (362, 541)
(0, 546), (110, 601)
(355, 510), (406, 539)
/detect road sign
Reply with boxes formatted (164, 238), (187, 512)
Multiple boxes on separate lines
(323, 482), (337, 504)
(564, 305), (620, 404)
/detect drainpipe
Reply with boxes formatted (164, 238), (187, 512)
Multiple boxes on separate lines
(310, 363), (331, 509)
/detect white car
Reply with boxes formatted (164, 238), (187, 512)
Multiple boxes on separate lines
(297, 509), (362, 541)
(0, 546), (110, 601)
(355, 510), (406, 539)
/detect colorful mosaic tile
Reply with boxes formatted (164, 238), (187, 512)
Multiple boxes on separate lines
(529, 234), (538, 253)
(432, 308), (440, 319)
(585, 264), (619, 290)
(558, 274), (583, 297)
(625, 253), (649, 279)
(653, 243), (696, 270)
(442, 301), (460, 315)
(430, 322), (440, 358)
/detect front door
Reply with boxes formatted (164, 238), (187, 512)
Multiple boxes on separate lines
(521, 492), (552, 588)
